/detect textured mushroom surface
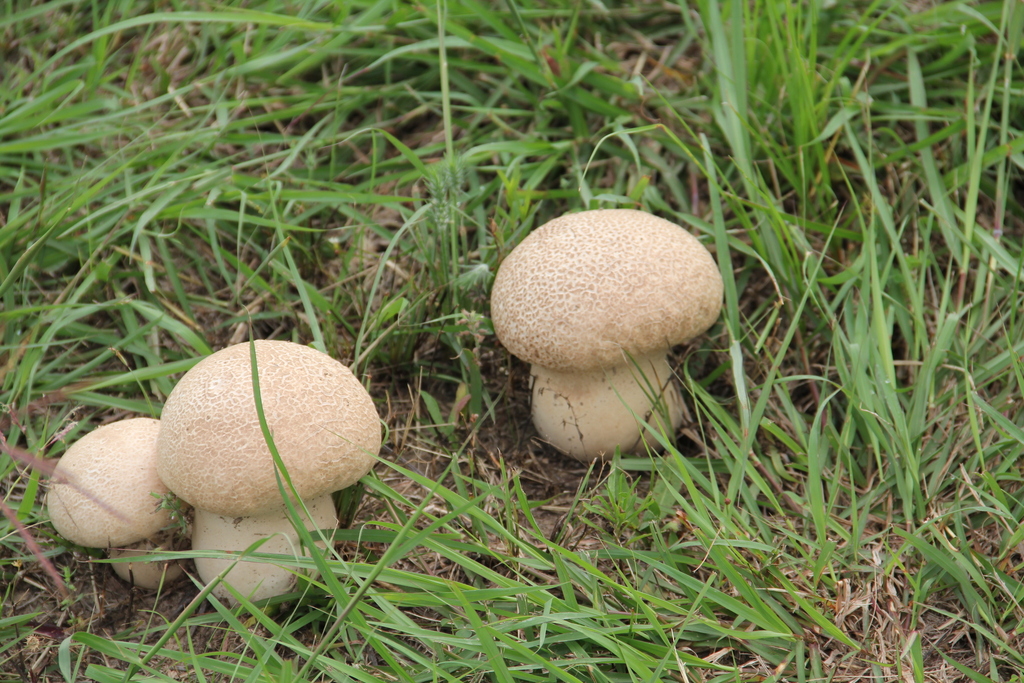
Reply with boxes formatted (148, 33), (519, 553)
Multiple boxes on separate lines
(491, 209), (723, 372)
(157, 340), (381, 517)
(48, 418), (171, 548)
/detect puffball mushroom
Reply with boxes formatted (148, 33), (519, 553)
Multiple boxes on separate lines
(490, 209), (723, 461)
(156, 340), (381, 604)
(47, 418), (186, 589)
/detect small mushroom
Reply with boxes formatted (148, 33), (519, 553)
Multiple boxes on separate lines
(47, 418), (186, 589)
(157, 340), (381, 603)
(490, 209), (723, 460)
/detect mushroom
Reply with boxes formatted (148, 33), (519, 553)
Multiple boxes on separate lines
(490, 209), (723, 460)
(47, 417), (186, 589)
(156, 340), (381, 603)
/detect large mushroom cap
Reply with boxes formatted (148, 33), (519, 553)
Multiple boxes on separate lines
(48, 418), (171, 549)
(157, 340), (381, 518)
(491, 209), (724, 372)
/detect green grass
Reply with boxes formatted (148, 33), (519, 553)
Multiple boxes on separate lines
(2, 0), (1024, 681)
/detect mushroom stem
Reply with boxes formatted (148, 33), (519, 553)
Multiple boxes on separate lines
(192, 494), (339, 604)
(530, 350), (684, 461)
(109, 533), (185, 590)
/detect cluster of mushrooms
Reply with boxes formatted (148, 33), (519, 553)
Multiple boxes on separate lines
(46, 208), (723, 603)
(47, 341), (381, 603)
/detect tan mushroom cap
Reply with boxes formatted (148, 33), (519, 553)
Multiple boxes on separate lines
(48, 418), (171, 549)
(491, 209), (724, 372)
(157, 341), (381, 518)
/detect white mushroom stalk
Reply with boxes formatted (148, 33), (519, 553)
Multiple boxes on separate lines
(490, 209), (724, 461)
(156, 340), (381, 604)
(46, 418), (186, 589)
(529, 350), (685, 458)
(190, 494), (339, 601)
